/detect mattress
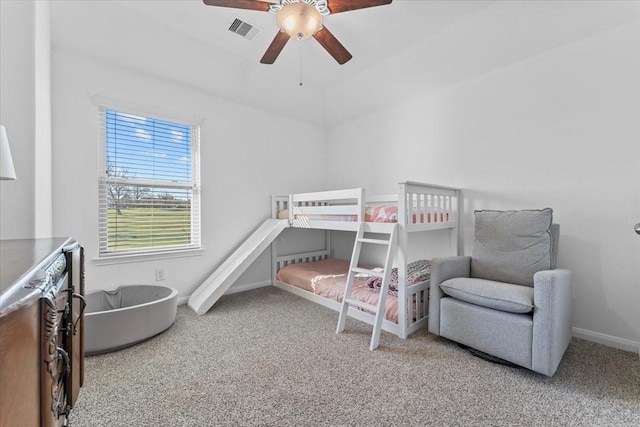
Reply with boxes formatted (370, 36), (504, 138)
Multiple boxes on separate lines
(275, 258), (430, 323)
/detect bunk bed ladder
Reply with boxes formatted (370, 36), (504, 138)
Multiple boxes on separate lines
(336, 222), (398, 350)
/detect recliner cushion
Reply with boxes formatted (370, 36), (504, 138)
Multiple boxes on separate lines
(471, 208), (553, 287)
(440, 277), (534, 314)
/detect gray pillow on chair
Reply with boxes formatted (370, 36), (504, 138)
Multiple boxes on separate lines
(440, 277), (534, 313)
(471, 208), (553, 287)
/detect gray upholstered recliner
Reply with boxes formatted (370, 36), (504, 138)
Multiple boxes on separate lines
(428, 208), (573, 376)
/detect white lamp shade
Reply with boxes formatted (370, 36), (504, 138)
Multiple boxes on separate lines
(0, 125), (17, 180)
(277, 2), (323, 41)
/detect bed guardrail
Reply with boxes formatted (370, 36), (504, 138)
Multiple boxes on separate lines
(272, 196), (288, 219)
(272, 182), (459, 233)
(398, 181), (459, 232)
(288, 188), (365, 231)
(274, 250), (330, 271)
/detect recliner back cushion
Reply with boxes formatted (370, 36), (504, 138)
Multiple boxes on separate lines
(471, 208), (554, 287)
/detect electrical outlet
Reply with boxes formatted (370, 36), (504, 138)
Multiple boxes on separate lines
(155, 268), (165, 281)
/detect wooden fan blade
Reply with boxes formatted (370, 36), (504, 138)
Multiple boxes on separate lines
(327, 0), (392, 14)
(260, 31), (290, 64)
(202, 0), (271, 12)
(313, 26), (352, 65)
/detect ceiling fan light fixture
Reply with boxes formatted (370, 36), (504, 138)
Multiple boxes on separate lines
(277, 2), (323, 41)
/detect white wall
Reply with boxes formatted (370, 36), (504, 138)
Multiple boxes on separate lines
(51, 51), (327, 298)
(0, 1), (36, 239)
(0, 0), (53, 240)
(34, 0), (53, 238)
(326, 21), (640, 350)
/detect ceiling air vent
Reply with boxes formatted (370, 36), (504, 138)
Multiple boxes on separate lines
(228, 16), (260, 40)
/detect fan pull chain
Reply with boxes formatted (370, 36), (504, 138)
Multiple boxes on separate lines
(299, 42), (304, 87)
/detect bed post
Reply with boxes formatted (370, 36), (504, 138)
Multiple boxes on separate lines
(288, 193), (294, 225)
(397, 182), (408, 339)
(357, 188), (365, 222)
(453, 189), (462, 256)
(271, 195), (289, 284)
(271, 196), (279, 285)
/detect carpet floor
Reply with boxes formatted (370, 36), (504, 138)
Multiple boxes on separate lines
(70, 286), (640, 426)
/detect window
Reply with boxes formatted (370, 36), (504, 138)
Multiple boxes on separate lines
(98, 108), (201, 257)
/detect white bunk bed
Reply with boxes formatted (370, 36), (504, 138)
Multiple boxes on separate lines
(271, 181), (460, 340)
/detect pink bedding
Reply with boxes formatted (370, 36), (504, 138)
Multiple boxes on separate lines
(276, 258), (430, 323)
(278, 206), (448, 224)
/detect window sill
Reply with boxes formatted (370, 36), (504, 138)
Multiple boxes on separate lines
(94, 248), (205, 266)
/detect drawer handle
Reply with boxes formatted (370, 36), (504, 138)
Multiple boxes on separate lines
(56, 347), (71, 419)
(57, 347), (70, 380)
(72, 293), (86, 335)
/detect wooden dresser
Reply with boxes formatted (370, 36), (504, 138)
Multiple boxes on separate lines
(0, 238), (85, 427)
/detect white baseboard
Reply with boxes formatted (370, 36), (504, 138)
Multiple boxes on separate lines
(177, 280), (272, 306)
(223, 280), (272, 295)
(573, 327), (640, 355)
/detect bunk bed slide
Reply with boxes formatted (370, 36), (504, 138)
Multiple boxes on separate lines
(272, 181), (460, 340)
(189, 219), (289, 315)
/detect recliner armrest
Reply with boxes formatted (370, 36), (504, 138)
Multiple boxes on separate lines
(532, 268), (573, 376)
(428, 256), (471, 335)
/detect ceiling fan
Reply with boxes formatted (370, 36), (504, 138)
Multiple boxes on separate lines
(203, 0), (393, 65)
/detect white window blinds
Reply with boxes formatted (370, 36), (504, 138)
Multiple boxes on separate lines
(98, 108), (201, 256)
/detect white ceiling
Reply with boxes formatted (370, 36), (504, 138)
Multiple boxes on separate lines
(49, 0), (640, 128)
